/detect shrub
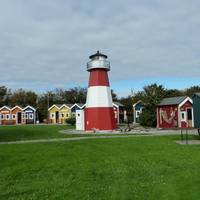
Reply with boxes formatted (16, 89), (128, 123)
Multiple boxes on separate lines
(65, 117), (76, 126)
(139, 106), (157, 127)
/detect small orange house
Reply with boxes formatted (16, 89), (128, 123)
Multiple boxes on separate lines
(0, 106), (13, 125)
(11, 106), (23, 124)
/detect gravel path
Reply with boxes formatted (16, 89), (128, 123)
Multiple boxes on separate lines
(0, 131), (198, 145)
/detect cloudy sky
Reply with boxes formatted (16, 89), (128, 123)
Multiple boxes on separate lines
(0, 0), (199, 96)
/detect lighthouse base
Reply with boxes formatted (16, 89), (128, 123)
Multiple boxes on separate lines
(84, 107), (116, 131)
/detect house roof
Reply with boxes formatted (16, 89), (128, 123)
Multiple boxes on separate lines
(71, 103), (86, 109)
(0, 106), (11, 111)
(23, 105), (36, 111)
(133, 100), (143, 108)
(158, 96), (187, 106)
(113, 102), (125, 107)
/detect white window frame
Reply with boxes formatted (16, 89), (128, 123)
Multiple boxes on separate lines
(1, 114), (4, 119)
(181, 111), (186, 121)
(66, 113), (69, 118)
(29, 113), (33, 119)
(51, 113), (54, 118)
(6, 114), (10, 120)
(61, 113), (64, 118)
(12, 114), (16, 119)
(136, 111), (140, 118)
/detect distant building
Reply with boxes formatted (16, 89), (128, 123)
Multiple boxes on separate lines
(113, 102), (126, 124)
(0, 105), (36, 125)
(192, 93), (200, 129)
(71, 103), (86, 117)
(133, 101), (144, 124)
(157, 96), (194, 129)
(48, 103), (85, 124)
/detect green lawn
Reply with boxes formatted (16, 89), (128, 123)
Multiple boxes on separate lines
(1, 128), (200, 200)
(0, 125), (78, 142)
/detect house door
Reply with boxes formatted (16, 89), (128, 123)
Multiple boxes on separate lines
(17, 112), (22, 124)
(55, 111), (59, 123)
(187, 108), (193, 128)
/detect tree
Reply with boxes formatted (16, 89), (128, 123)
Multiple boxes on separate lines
(0, 86), (8, 107)
(139, 84), (166, 127)
(185, 86), (200, 97)
(9, 89), (37, 107)
(111, 89), (118, 101)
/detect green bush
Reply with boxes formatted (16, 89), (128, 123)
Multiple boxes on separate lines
(139, 106), (157, 127)
(65, 117), (76, 126)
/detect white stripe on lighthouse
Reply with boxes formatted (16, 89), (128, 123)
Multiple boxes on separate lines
(86, 86), (113, 108)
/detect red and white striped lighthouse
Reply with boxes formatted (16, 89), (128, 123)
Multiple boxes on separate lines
(84, 51), (116, 131)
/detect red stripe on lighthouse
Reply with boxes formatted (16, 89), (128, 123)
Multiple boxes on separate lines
(89, 69), (110, 87)
(84, 107), (116, 131)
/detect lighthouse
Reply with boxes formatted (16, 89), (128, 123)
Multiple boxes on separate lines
(84, 51), (116, 131)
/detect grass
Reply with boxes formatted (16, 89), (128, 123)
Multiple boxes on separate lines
(1, 126), (200, 199)
(0, 125), (78, 142)
(0, 125), (136, 142)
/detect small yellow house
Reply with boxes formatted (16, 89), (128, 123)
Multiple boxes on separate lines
(48, 104), (72, 124)
(59, 104), (71, 124)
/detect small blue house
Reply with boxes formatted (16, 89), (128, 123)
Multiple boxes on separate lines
(133, 101), (144, 124)
(23, 105), (36, 124)
(71, 103), (85, 117)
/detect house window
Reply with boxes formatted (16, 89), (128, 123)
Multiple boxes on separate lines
(12, 114), (16, 119)
(66, 113), (69, 117)
(136, 111), (140, 118)
(6, 114), (10, 119)
(51, 113), (54, 118)
(73, 113), (75, 117)
(29, 114), (33, 119)
(61, 114), (64, 118)
(181, 112), (186, 121)
(25, 114), (28, 119)
(1, 114), (4, 119)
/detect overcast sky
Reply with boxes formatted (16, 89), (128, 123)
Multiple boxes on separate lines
(0, 0), (199, 96)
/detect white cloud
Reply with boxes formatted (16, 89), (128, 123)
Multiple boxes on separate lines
(0, 0), (199, 91)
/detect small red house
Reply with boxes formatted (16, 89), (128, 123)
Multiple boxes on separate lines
(157, 96), (194, 129)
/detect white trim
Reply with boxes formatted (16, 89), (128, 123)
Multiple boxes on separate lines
(0, 106), (11, 111)
(11, 105), (23, 111)
(180, 111), (186, 122)
(133, 100), (143, 109)
(178, 97), (193, 108)
(191, 108), (194, 127)
(86, 86), (113, 108)
(70, 103), (82, 109)
(59, 104), (71, 110)
(48, 104), (60, 111)
(23, 105), (36, 112)
(6, 114), (10, 120)
(113, 103), (119, 108)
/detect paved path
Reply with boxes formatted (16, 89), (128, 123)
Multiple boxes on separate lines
(0, 131), (198, 145)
